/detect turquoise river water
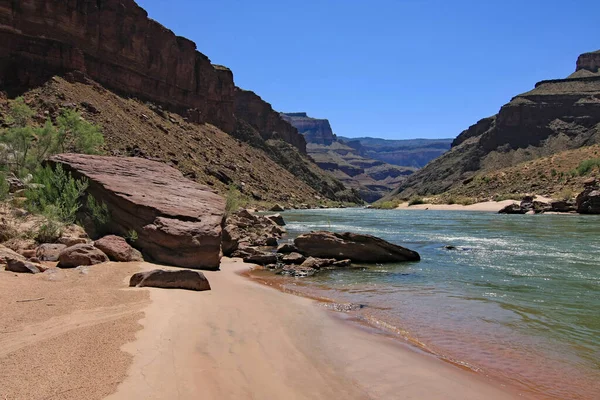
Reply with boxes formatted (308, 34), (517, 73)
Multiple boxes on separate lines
(257, 208), (600, 400)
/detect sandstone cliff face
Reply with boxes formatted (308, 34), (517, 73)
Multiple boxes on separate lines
(234, 88), (306, 153)
(388, 50), (600, 199)
(0, 0), (235, 132)
(576, 50), (600, 74)
(281, 112), (336, 145)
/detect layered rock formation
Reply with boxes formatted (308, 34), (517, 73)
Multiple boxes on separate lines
(234, 89), (306, 153)
(388, 50), (600, 199)
(294, 231), (420, 263)
(0, 0), (235, 131)
(50, 154), (226, 270)
(281, 112), (425, 202)
(281, 112), (336, 145)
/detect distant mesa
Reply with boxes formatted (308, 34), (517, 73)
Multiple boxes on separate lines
(281, 112), (451, 202)
(281, 112), (336, 145)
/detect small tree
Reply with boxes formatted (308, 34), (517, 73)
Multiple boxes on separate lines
(0, 99), (104, 177)
(56, 109), (104, 154)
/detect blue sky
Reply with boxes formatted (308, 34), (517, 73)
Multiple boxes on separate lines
(136, 0), (599, 139)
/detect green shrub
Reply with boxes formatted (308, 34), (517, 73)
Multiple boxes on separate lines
(408, 196), (425, 206)
(0, 170), (9, 201)
(86, 195), (110, 227)
(56, 109), (104, 154)
(125, 229), (139, 243)
(374, 200), (400, 209)
(575, 158), (600, 176)
(35, 211), (63, 243)
(25, 165), (89, 224)
(225, 184), (247, 217)
(0, 100), (104, 177)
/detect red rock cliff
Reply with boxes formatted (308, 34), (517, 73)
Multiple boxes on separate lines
(234, 88), (307, 153)
(0, 0), (235, 132)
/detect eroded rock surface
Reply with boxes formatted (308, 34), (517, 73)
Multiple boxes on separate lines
(51, 154), (225, 270)
(294, 231), (420, 263)
(130, 269), (211, 291)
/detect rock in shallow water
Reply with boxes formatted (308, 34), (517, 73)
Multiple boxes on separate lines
(129, 269), (211, 291)
(294, 231), (420, 263)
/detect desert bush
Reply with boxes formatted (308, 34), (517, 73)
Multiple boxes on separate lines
(575, 158), (600, 176)
(25, 165), (89, 224)
(225, 183), (247, 217)
(0, 170), (9, 201)
(408, 196), (425, 206)
(374, 200), (400, 209)
(0, 99), (104, 177)
(125, 229), (139, 243)
(56, 109), (104, 154)
(85, 195), (110, 227)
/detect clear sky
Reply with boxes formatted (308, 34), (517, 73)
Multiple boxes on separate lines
(136, 0), (599, 139)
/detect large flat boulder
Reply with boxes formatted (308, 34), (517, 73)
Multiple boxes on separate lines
(294, 231), (420, 263)
(50, 154), (225, 270)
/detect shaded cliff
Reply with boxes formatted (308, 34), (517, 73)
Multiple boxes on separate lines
(0, 0), (235, 131)
(234, 89), (306, 153)
(0, 0), (360, 204)
(281, 112), (336, 145)
(386, 50), (600, 200)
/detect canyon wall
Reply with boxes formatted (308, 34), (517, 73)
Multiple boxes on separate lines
(0, 0), (235, 131)
(281, 112), (336, 145)
(234, 89), (306, 153)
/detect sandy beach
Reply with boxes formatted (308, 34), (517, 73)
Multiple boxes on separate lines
(1, 259), (529, 400)
(395, 199), (517, 212)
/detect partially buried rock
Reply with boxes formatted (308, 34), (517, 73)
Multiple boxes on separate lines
(129, 269), (211, 291)
(6, 258), (41, 274)
(36, 243), (67, 261)
(57, 244), (109, 268)
(294, 231), (420, 263)
(94, 235), (143, 262)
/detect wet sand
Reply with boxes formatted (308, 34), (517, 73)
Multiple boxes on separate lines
(109, 259), (525, 400)
(1, 259), (528, 399)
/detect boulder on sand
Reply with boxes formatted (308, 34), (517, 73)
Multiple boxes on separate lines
(6, 258), (42, 274)
(94, 235), (143, 262)
(129, 269), (211, 291)
(294, 231), (420, 263)
(50, 154), (225, 270)
(57, 244), (109, 268)
(36, 243), (67, 261)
